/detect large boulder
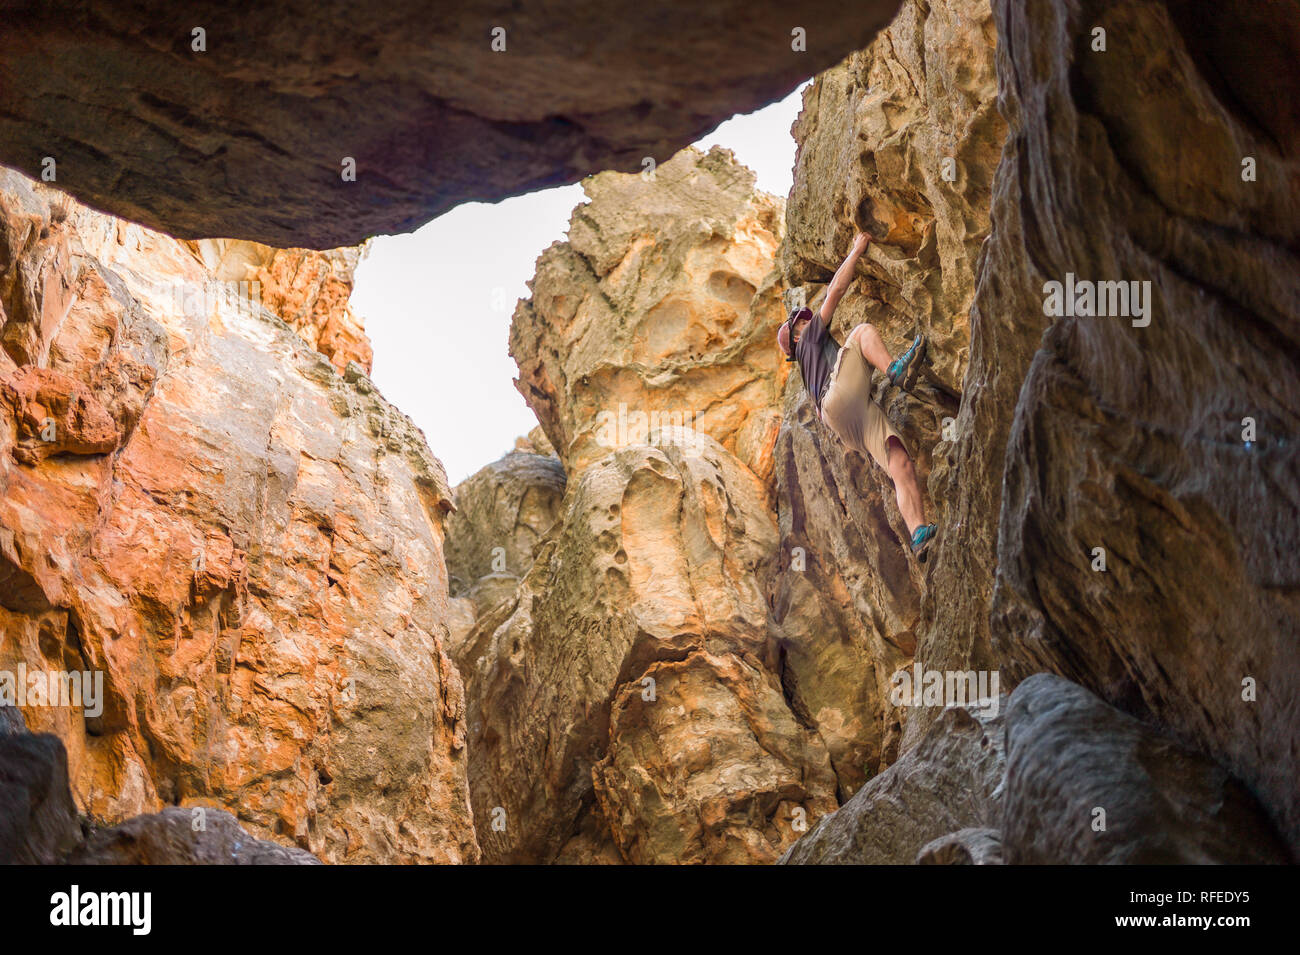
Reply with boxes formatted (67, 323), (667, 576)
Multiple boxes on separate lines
(463, 434), (839, 864)
(69, 807), (321, 865)
(0, 0), (902, 247)
(779, 698), (1005, 865)
(1002, 675), (1292, 864)
(444, 450), (567, 620)
(0, 167), (477, 863)
(0, 708), (82, 864)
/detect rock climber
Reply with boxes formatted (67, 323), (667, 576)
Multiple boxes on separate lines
(777, 231), (939, 559)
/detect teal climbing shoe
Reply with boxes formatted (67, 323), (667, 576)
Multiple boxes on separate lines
(910, 522), (938, 561)
(888, 334), (926, 389)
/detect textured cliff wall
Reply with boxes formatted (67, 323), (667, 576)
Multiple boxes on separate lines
(0, 168), (477, 863)
(777, 0), (1299, 862)
(447, 148), (877, 864)
(2, 0), (1294, 868)
(976, 0), (1300, 853)
(186, 239), (374, 374)
(511, 147), (791, 492)
(769, 0), (1005, 762)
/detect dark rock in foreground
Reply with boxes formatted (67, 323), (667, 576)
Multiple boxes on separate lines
(1002, 675), (1292, 865)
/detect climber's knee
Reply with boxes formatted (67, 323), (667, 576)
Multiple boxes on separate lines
(847, 323), (877, 347)
(885, 435), (910, 472)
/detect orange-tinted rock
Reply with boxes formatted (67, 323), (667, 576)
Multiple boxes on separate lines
(0, 167), (476, 863)
(186, 239), (373, 374)
(461, 436), (839, 864)
(2, 366), (121, 463)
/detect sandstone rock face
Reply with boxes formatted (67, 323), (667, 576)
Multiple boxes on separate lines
(0, 0), (903, 247)
(776, 0), (1300, 864)
(1002, 675), (1292, 864)
(444, 450), (566, 618)
(511, 147), (792, 492)
(462, 149), (934, 863)
(187, 239), (374, 374)
(779, 700), (1005, 865)
(0, 168), (477, 863)
(462, 435), (839, 864)
(769, 0), (1004, 762)
(972, 0), (1300, 853)
(780, 0), (1005, 397)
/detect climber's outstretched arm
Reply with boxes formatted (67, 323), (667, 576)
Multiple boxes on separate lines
(819, 232), (870, 324)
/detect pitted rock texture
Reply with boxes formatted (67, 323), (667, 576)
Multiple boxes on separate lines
(462, 434), (838, 864)
(768, 0), (1003, 757)
(964, 0), (1300, 853)
(780, 0), (1005, 397)
(0, 0), (903, 247)
(444, 450), (566, 620)
(511, 147), (791, 492)
(780, 699), (1005, 865)
(0, 168), (476, 863)
(1002, 676), (1291, 864)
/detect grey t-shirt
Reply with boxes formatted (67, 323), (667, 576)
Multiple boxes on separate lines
(794, 308), (841, 410)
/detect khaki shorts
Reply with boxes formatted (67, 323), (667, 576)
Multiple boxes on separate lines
(820, 337), (908, 469)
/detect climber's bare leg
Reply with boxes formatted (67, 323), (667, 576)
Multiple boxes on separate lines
(848, 323), (893, 375)
(886, 437), (925, 533)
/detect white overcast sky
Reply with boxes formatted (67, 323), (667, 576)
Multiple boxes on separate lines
(352, 85), (806, 485)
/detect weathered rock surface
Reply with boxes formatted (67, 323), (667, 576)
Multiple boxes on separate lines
(444, 450), (566, 618)
(780, 0), (1005, 397)
(971, 0), (1300, 853)
(0, 168), (477, 863)
(916, 827), (1004, 864)
(775, 0), (1300, 864)
(780, 699), (1005, 865)
(0, 709), (319, 864)
(0, 0), (903, 247)
(1002, 675), (1292, 864)
(511, 147), (792, 492)
(187, 239), (374, 374)
(768, 0), (1004, 764)
(462, 434), (839, 864)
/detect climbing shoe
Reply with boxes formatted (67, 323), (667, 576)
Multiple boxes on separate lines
(910, 522), (938, 562)
(888, 334), (926, 389)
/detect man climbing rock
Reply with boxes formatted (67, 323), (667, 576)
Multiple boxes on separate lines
(777, 231), (938, 558)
